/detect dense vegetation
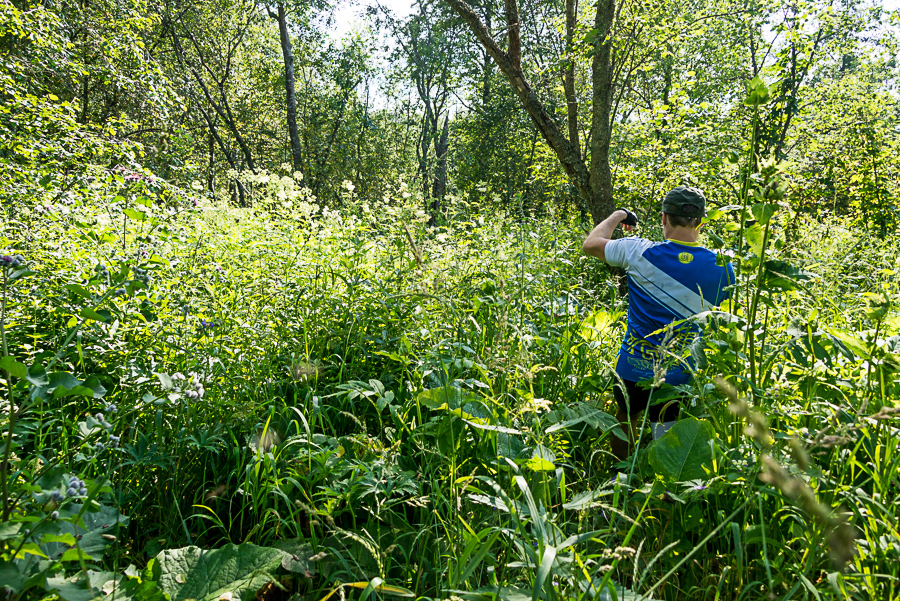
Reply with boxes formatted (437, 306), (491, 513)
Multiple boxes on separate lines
(2, 0), (900, 599)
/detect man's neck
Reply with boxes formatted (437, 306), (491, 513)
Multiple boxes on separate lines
(664, 227), (700, 244)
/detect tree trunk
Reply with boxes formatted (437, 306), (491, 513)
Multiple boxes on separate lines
(563, 0), (580, 154)
(207, 133), (215, 194)
(170, 14), (256, 172)
(588, 0), (616, 223)
(271, 2), (303, 173)
(444, 0), (616, 225)
(430, 115), (450, 222)
(482, 8), (492, 106)
(418, 115), (432, 202)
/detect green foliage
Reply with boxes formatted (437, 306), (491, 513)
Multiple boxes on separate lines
(153, 544), (285, 601)
(1, 0), (900, 599)
(3, 148), (899, 599)
(647, 418), (715, 483)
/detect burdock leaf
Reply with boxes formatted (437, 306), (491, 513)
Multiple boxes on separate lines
(648, 417), (715, 482)
(154, 543), (284, 601)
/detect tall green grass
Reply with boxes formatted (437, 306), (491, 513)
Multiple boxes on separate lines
(1, 174), (899, 601)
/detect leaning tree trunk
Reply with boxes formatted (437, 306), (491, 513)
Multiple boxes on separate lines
(443, 0), (616, 224)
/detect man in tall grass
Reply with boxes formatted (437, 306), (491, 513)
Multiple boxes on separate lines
(582, 187), (734, 459)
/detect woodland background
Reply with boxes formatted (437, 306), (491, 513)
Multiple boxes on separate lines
(1, 0), (900, 599)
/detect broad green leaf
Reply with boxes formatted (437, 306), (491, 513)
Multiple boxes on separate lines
(524, 457), (555, 472)
(863, 293), (891, 321)
(47, 371), (81, 392)
(157, 372), (174, 390)
(123, 208), (146, 221)
(79, 376), (107, 398)
(0, 522), (24, 540)
(60, 548), (95, 562)
(86, 570), (167, 601)
(27, 364), (49, 387)
(418, 386), (471, 410)
(0, 561), (26, 592)
(42, 372), (105, 399)
(8, 268), (34, 282)
(884, 313), (900, 334)
(153, 543), (285, 601)
(0, 356), (27, 379)
(744, 223), (765, 256)
(80, 308), (112, 322)
(272, 539), (315, 576)
(648, 417), (715, 482)
(496, 431), (524, 459)
(41, 533), (77, 545)
(14, 542), (48, 559)
(65, 284), (93, 299)
(751, 203), (779, 225)
(368, 379), (384, 395)
(47, 575), (95, 601)
(373, 350), (408, 364)
(579, 310), (621, 342)
(44, 504), (129, 561)
(376, 390), (394, 412)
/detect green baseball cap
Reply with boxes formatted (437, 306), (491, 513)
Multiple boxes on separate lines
(662, 186), (707, 217)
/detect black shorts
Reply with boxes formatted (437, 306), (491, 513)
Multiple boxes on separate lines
(614, 379), (682, 422)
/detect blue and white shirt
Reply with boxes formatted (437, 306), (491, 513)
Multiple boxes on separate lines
(605, 238), (735, 385)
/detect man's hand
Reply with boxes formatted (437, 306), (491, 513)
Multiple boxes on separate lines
(618, 208), (638, 229)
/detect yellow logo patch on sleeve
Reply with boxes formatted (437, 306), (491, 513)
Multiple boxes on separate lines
(678, 252), (694, 264)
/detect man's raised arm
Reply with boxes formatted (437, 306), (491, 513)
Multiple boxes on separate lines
(582, 209), (633, 262)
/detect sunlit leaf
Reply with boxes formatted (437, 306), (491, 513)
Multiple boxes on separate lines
(123, 208), (146, 221)
(648, 417), (715, 482)
(153, 543), (284, 601)
(751, 202), (779, 225)
(743, 76), (771, 106)
(0, 356), (27, 379)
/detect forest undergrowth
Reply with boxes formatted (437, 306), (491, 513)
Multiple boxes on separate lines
(1, 173), (900, 601)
